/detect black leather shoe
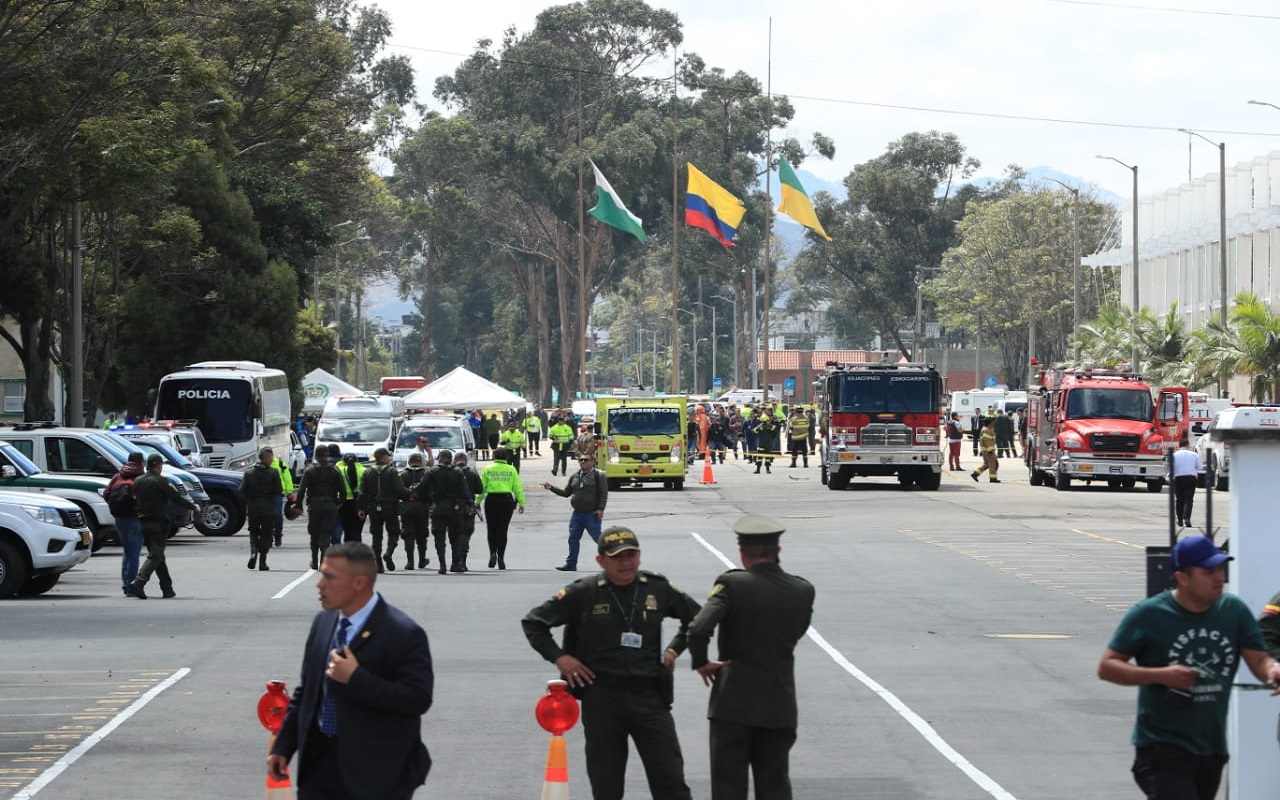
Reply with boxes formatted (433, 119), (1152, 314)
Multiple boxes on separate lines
(488, 554), (497, 568)
(259, 561), (269, 571)
(125, 583), (147, 600)
(161, 589), (176, 599)
(383, 555), (396, 572)
(247, 554), (258, 569)
(555, 564), (576, 572)
(497, 557), (506, 570)
(405, 561), (414, 570)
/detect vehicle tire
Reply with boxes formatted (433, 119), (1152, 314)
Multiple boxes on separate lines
(607, 478), (623, 492)
(672, 479), (684, 491)
(77, 502), (115, 552)
(820, 465), (829, 485)
(1107, 479), (1121, 489)
(18, 572), (59, 596)
(195, 492), (244, 537)
(1215, 474), (1229, 492)
(916, 469), (942, 491)
(0, 538), (27, 599)
(1028, 465), (1044, 486)
(828, 467), (851, 491)
(1055, 470), (1071, 491)
(896, 472), (914, 486)
(1146, 480), (1164, 493)
(1121, 479), (1136, 489)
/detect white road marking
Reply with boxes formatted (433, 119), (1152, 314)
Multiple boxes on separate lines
(273, 569), (316, 600)
(689, 532), (1020, 800)
(12, 668), (190, 799)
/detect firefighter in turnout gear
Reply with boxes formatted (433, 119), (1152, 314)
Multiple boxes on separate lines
(399, 452), (430, 570)
(787, 408), (810, 468)
(358, 447), (407, 572)
(971, 417), (1000, 483)
(754, 414), (780, 474)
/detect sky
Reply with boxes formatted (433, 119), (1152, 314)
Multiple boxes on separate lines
(369, 0), (1280, 204)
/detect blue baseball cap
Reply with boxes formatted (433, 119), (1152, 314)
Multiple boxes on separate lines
(1172, 535), (1232, 571)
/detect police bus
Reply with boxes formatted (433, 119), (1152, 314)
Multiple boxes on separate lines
(149, 361), (292, 472)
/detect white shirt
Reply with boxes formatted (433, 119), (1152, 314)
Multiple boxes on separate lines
(1171, 448), (1200, 477)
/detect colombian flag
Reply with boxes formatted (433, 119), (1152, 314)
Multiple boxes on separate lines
(685, 163), (745, 247)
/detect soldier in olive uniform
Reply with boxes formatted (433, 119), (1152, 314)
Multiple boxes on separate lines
(422, 450), (469, 574)
(242, 446), (283, 571)
(398, 452), (430, 570)
(295, 447), (345, 570)
(453, 452), (484, 569)
(688, 514), (816, 800)
(126, 454), (199, 599)
(522, 527), (701, 800)
(358, 447), (407, 573)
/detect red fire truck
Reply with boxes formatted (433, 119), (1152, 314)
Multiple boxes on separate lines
(1025, 363), (1188, 492)
(819, 361), (943, 491)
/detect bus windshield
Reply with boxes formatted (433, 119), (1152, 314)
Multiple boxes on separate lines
(1066, 388), (1153, 422)
(607, 407), (682, 436)
(156, 379), (254, 443)
(830, 373), (937, 413)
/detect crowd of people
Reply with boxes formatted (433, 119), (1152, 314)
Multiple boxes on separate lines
(684, 402), (819, 474)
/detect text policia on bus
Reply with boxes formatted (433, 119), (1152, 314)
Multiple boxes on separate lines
(149, 361), (292, 471)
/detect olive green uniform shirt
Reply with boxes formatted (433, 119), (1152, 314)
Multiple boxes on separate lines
(522, 571), (702, 678)
(688, 562), (815, 728)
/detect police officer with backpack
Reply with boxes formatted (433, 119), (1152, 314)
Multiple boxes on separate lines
(126, 454), (198, 599)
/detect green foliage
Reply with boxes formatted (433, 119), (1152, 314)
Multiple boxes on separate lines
(1190, 293), (1280, 401)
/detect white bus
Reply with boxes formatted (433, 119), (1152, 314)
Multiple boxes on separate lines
(315, 394), (406, 462)
(150, 361), (292, 472)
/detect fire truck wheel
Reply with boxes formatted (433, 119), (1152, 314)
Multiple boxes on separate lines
(896, 472), (913, 487)
(820, 465), (828, 485)
(1146, 480), (1163, 493)
(828, 468), (851, 491)
(1028, 467), (1044, 486)
(916, 470), (942, 491)
(1055, 470), (1071, 491)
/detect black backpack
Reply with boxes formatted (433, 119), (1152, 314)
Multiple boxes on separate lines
(106, 476), (137, 516)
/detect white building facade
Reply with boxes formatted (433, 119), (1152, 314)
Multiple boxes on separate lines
(1086, 150), (1280, 398)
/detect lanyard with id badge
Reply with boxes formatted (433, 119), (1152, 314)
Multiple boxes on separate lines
(609, 584), (643, 648)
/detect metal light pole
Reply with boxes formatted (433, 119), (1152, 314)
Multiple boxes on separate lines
(711, 293), (734, 388)
(1047, 179), (1081, 362)
(693, 300), (719, 393)
(1097, 155), (1140, 370)
(677, 308), (695, 393)
(1178, 129), (1229, 396)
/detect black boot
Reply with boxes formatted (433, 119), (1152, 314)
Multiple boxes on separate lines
(247, 553), (257, 570)
(754, 464), (761, 474)
(437, 547), (447, 575)
(488, 553), (497, 568)
(497, 554), (506, 570)
(259, 556), (269, 571)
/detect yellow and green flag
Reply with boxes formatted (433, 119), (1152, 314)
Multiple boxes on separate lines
(777, 160), (831, 241)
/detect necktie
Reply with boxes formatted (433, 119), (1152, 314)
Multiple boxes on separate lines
(318, 617), (350, 735)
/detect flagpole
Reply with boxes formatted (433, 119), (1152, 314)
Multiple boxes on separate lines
(577, 76), (588, 398)
(761, 18), (773, 401)
(671, 46), (681, 395)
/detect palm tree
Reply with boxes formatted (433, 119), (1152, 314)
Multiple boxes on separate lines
(1193, 292), (1280, 401)
(1076, 305), (1132, 367)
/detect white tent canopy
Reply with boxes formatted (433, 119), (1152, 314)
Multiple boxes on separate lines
(401, 366), (527, 410)
(302, 368), (362, 412)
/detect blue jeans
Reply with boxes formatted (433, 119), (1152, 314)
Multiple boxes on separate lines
(116, 516), (143, 588)
(565, 510), (602, 566)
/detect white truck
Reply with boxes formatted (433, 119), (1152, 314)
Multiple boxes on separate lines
(314, 394), (406, 462)
(948, 388), (1027, 433)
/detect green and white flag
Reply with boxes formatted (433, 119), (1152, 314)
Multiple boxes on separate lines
(588, 160), (647, 242)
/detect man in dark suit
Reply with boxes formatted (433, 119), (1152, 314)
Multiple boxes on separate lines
(687, 514), (815, 800)
(268, 542), (434, 800)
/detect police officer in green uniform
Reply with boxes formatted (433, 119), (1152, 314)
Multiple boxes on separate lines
(477, 447), (524, 569)
(522, 527), (701, 800)
(688, 514), (816, 800)
(398, 452), (430, 570)
(549, 416), (575, 476)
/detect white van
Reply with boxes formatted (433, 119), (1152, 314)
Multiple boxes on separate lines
(949, 388), (1026, 432)
(717, 389), (765, 406)
(315, 394), (406, 462)
(393, 414), (476, 468)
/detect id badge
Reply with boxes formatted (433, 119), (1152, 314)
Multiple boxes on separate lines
(620, 632), (642, 649)
(375, 504), (383, 513)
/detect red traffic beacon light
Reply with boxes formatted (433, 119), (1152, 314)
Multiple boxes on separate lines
(535, 679), (580, 735)
(258, 680), (290, 735)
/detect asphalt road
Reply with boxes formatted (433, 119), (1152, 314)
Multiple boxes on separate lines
(1, 450), (1238, 800)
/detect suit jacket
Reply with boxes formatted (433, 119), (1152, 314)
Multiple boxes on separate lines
(687, 562), (814, 728)
(271, 595), (434, 799)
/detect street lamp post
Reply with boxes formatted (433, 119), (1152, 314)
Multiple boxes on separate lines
(1047, 179), (1081, 362)
(1178, 128), (1229, 396)
(711, 293), (734, 389)
(694, 300), (719, 394)
(677, 308), (695, 393)
(1097, 155), (1140, 370)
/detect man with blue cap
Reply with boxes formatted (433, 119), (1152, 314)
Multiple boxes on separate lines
(1098, 535), (1280, 799)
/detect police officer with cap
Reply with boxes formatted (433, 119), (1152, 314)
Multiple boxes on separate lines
(687, 514), (816, 800)
(522, 526), (702, 800)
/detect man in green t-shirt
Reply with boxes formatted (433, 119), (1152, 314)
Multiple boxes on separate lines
(1098, 535), (1280, 799)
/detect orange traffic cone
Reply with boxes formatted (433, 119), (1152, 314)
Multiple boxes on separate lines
(540, 734), (570, 800)
(700, 454), (717, 485)
(265, 767), (293, 799)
